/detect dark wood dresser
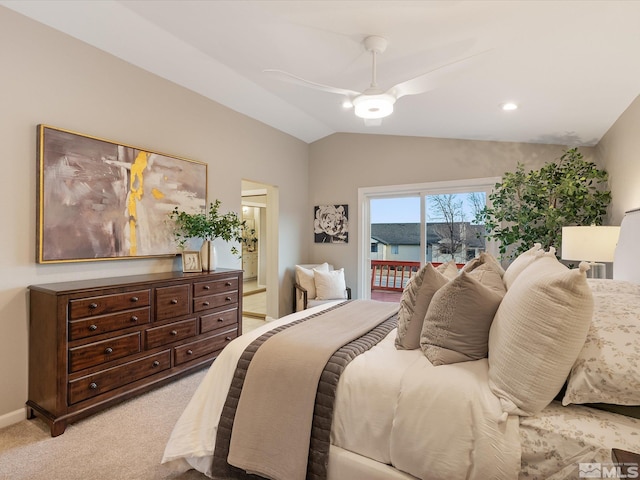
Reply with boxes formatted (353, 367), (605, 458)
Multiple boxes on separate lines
(27, 269), (242, 436)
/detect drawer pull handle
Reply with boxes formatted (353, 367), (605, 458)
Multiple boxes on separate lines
(152, 360), (160, 367)
(104, 347), (113, 354)
(225, 336), (232, 342)
(170, 299), (179, 305)
(88, 324), (98, 331)
(130, 296), (139, 302)
(130, 316), (138, 322)
(225, 296), (232, 302)
(89, 382), (98, 390)
(225, 282), (232, 286)
(170, 330), (178, 336)
(217, 317), (224, 322)
(89, 303), (98, 309)
(202, 301), (210, 306)
(204, 285), (210, 290)
(186, 349), (193, 355)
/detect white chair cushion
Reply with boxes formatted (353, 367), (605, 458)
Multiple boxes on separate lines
(313, 268), (347, 300)
(295, 263), (329, 299)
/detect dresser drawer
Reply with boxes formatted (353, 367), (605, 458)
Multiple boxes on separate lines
(69, 332), (141, 373)
(193, 291), (238, 312)
(174, 328), (237, 365)
(155, 284), (190, 321)
(145, 318), (197, 349)
(69, 290), (150, 320)
(200, 307), (238, 334)
(68, 350), (171, 404)
(69, 307), (150, 341)
(193, 276), (239, 297)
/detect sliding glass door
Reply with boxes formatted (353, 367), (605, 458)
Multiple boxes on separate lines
(359, 178), (499, 300)
(369, 196), (422, 301)
(425, 192), (487, 265)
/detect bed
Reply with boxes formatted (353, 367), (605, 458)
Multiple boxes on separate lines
(162, 210), (640, 480)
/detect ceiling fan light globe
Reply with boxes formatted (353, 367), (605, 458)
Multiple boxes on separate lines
(353, 94), (395, 119)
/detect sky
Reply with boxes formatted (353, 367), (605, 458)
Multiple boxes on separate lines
(370, 193), (486, 224)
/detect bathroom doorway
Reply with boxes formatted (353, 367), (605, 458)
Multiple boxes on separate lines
(241, 180), (279, 325)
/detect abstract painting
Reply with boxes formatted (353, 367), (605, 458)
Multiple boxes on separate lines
(314, 204), (348, 243)
(37, 125), (207, 263)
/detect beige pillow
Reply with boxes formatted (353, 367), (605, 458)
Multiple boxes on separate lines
(313, 268), (347, 300)
(462, 252), (505, 278)
(395, 263), (449, 350)
(488, 260), (593, 416)
(295, 263), (329, 299)
(502, 243), (542, 289)
(421, 269), (505, 365)
(466, 263), (507, 295)
(436, 260), (459, 280)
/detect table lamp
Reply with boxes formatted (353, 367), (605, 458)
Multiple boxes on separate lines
(561, 226), (621, 278)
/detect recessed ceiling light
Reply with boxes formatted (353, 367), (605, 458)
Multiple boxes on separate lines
(501, 102), (518, 111)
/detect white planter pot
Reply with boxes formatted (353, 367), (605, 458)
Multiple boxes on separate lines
(200, 240), (217, 271)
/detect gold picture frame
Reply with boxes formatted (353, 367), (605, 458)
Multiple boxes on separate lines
(37, 125), (207, 263)
(182, 251), (202, 273)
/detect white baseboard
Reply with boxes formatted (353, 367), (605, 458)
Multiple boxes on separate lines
(0, 407), (27, 429)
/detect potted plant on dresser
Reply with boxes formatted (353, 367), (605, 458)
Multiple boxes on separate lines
(169, 199), (245, 271)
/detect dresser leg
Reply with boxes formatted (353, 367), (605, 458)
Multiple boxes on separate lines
(50, 420), (67, 437)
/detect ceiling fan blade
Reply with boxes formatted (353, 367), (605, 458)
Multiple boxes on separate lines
(263, 69), (360, 97)
(386, 49), (493, 100)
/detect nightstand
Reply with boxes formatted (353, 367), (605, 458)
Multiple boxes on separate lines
(612, 448), (640, 477)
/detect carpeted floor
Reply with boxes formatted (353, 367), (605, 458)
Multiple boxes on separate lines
(0, 317), (266, 480)
(0, 368), (210, 480)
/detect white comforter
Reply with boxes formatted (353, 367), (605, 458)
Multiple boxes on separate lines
(162, 302), (521, 479)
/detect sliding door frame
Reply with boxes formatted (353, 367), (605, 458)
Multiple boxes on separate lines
(357, 177), (500, 299)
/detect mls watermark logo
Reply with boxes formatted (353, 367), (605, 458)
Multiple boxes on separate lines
(579, 462), (639, 478)
(580, 463), (603, 478)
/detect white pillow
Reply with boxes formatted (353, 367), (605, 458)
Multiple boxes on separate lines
(314, 268), (347, 300)
(295, 263), (329, 299)
(502, 243), (542, 289)
(488, 258), (593, 416)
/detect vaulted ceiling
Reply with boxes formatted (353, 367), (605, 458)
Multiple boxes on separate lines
(4, 0), (640, 145)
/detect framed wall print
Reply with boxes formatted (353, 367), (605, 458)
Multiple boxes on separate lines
(36, 125), (207, 263)
(314, 204), (349, 243)
(182, 251), (202, 273)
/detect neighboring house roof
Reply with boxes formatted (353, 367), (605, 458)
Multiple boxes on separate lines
(371, 223), (486, 248)
(371, 224), (420, 245)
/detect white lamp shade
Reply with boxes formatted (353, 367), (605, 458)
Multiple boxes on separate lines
(353, 94), (395, 119)
(561, 226), (621, 262)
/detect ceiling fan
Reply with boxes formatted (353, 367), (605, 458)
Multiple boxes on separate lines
(264, 35), (488, 126)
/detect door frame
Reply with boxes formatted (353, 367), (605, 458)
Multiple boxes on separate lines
(357, 177), (500, 299)
(242, 180), (279, 319)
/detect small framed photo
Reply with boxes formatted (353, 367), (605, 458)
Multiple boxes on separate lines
(182, 251), (202, 273)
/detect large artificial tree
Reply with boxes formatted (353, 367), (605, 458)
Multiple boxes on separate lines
(477, 148), (611, 259)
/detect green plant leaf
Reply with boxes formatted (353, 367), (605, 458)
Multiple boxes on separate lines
(481, 148), (611, 260)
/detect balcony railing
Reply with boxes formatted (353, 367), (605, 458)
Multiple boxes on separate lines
(371, 260), (465, 292)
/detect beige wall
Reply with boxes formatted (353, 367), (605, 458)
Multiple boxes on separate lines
(308, 133), (598, 290)
(0, 7), (308, 425)
(2, 4), (637, 430)
(597, 95), (640, 224)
